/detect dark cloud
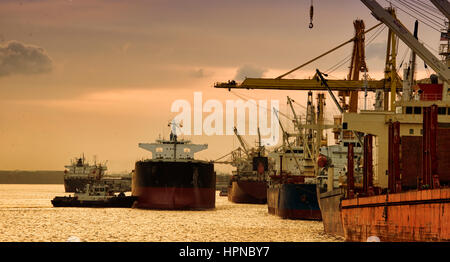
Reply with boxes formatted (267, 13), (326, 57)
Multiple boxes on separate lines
(0, 40), (53, 77)
(234, 64), (267, 81)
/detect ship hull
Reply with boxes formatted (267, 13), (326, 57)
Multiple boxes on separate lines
(317, 187), (345, 237)
(267, 183), (322, 220)
(132, 160), (215, 210)
(51, 196), (137, 208)
(228, 180), (267, 204)
(341, 188), (450, 242)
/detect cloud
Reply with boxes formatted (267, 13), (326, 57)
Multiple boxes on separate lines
(189, 68), (213, 78)
(365, 42), (387, 61)
(234, 64), (267, 81)
(0, 40), (53, 77)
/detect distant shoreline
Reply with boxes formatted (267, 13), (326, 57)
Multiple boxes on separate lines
(0, 170), (232, 186)
(0, 171), (64, 184)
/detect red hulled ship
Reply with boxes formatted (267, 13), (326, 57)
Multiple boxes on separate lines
(132, 121), (215, 209)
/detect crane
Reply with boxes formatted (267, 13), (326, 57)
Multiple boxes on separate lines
(233, 126), (250, 158)
(214, 20), (400, 112)
(361, 0), (450, 83)
(215, 78), (387, 92)
(273, 108), (303, 174)
(346, 19), (368, 112)
(287, 96), (303, 144)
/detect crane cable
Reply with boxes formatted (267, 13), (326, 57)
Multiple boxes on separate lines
(229, 90), (296, 121)
(325, 25), (387, 75)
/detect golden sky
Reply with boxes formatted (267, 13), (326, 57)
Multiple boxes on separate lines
(0, 0), (445, 173)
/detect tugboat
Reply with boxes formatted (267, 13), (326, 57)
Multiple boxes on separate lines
(51, 183), (137, 207)
(132, 120), (216, 209)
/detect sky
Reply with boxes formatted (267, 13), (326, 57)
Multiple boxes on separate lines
(0, 0), (446, 173)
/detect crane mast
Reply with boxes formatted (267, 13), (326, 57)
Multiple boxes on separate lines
(287, 96), (303, 146)
(361, 0), (450, 101)
(346, 19), (368, 112)
(273, 108), (303, 174)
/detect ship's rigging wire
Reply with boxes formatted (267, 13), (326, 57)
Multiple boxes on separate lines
(392, 0), (446, 28)
(229, 90), (296, 121)
(384, 0), (442, 32)
(408, 0), (441, 14)
(403, 0), (446, 21)
(397, 44), (410, 71)
(229, 90), (297, 139)
(276, 22), (383, 79)
(290, 98), (308, 110)
(325, 25), (387, 75)
(229, 90), (335, 125)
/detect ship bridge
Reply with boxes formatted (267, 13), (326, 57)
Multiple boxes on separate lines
(139, 140), (208, 160)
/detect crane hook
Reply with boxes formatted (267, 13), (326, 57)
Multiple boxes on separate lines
(309, 0), (314, 29)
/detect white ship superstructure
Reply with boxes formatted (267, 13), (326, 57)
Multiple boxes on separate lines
(138, 121), (207, 160)
(64, 156), (106, 180)
(63, 156), (131, 193)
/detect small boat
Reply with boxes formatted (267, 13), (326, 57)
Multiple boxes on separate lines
(52, 183), (137, 208)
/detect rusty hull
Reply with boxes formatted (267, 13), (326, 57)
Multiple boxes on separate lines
(341, 187), (450, 241)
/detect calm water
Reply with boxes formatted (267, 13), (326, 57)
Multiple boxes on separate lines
(0, 184), (343, 242)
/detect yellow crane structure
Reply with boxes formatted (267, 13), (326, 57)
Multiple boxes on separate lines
(346, 19), (368, 113)
(214, 19), (402, 113)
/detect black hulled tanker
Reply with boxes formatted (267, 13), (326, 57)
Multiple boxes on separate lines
(132, 122), (215, 209)
(133, 160), (215, 209)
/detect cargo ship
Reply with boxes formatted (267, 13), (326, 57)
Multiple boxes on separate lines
(52, 183), (137, 208)
(268, 145), (322, 220)
(316, 0), (450, 241)
(266, 93), (324, 220)
(228, 178), (267, 204)
(63, 156), (105, 192)
(132, 121), (215, 209)
(316, 137), (363, 237)
(226, 127), (269, 204)
(339, 100), (450, 241)
(64, 156), (131, 193)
